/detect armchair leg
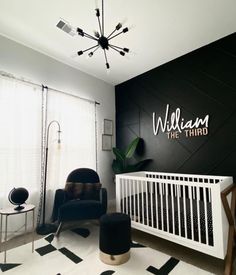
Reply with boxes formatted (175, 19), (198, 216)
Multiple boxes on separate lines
(55, 222), (63, 237)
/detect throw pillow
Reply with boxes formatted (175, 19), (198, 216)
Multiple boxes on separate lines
(64, 182), (74, 200)
(73, 182), (84, 199)
(65, 182), (83, 200)
(82, 182), (102, 200)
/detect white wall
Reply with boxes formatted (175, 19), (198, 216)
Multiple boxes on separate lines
(0, 34), (116, 199)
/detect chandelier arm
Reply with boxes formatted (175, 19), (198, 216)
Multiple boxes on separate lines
(77, 28), (98, 41)
(96, 10), (103, 35)
(81, 44), (100, 54)
(103, 49), (108, 64)
(89, 46), (100, 56)
(102, 0), (104, 35)
(108, 29), (127, 41)
(107, 23), (122, 39)
(109, 44), (124, 51)
(93, 46), (100, 54)
(109, 45), (124, 54)
(83, 33), (98, 41)
(107, 29), (117, 39)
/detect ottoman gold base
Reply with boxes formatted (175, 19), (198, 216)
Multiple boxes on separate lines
(99, 250), (130, 265)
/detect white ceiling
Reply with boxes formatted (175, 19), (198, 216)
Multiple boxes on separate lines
(0, 0), (235, 85)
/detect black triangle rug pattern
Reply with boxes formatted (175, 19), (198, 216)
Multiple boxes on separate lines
(45, 233), (55, 243)
(35, 243), (57, 256)
(0, 263), (21, 272)
(59, 247), (83, 264)
(146, 257), (179, 275)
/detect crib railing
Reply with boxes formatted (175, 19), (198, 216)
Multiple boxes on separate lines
(116, 171), (233, 259)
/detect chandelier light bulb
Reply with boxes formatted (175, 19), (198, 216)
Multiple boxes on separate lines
(116, 23), (122, 30)
(95, 8), (100, 17)
(94, 31), (100, 38)
(77, 28), (84, 36)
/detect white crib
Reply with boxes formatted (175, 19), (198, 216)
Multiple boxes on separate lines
(116, 171), (233, 259)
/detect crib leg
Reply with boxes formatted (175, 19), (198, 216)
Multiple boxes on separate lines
(224, 226), (235, 275)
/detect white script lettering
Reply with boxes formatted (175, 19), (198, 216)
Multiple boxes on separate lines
(153, 104), (209, 135)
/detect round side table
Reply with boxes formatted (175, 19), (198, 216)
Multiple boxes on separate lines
(0, 204), (35, 263)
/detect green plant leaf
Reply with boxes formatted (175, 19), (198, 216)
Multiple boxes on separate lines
(125, 137), (140, 159)
(112, 159), (124, 174)
(112, 147), (125, 162)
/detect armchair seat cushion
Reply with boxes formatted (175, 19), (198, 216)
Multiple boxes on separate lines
(58, 199), (104, 222)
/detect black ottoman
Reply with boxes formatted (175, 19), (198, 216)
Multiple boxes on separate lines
(99, 212), (131, 265)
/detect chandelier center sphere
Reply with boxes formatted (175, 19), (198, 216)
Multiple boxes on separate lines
(98, 36), (109, 50)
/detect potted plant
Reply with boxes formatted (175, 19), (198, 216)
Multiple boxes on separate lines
(112, 137), (151, 174)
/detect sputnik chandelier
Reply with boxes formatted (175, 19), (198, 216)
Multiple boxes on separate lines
(77, 0), (130, 69)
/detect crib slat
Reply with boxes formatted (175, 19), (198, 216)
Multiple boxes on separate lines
(204, 187), (209, 245)
(133, 180), (136, 222)
(171, 184), (175, 234)
(129, 180), (132, 217)
(137, 180), (140, 223)
(125, 179), (128, 215)
(160, 182), (164, 231)
(196, 186), (201, 243)
(141, 181), (145, 225)
(177, 185), (181, 236)
(165, 183), (169, 233)
(183, 185), (187, 238)
(150, 181), (154, 227)
(121, 179), (124, 213)
(209, 188), (212, 203)
(145, 181), (149, 226)
(189, 185), (194, 241)
(155, 182), (159, 229)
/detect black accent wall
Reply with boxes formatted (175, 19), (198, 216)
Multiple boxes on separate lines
(115, 33), (236, 180)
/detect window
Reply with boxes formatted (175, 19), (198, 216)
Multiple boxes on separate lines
(0, 74), (97, 228)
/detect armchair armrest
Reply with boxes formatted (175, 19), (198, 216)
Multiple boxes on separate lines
(100, 187), (107, 214)
(51, 189), (67, 222)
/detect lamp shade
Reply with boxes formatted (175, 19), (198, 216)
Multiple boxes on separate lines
(8, 187), (29, 210)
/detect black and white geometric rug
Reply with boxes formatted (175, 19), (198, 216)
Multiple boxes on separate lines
(0, 224), (213, 274)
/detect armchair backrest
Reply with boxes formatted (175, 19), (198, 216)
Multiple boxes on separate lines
(66, 168), (100, 184)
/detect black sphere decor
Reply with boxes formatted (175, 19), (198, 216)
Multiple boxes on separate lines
(8, 187), (29, 210)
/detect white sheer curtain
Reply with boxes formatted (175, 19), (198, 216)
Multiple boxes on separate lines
(45, 90), (96, 220)
(0, 74), (96, 227)
(0, 76), (42, 232)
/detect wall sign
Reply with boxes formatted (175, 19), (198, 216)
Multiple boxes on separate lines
(153, 104), (209, 139)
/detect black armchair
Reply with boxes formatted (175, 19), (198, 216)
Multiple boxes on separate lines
(52, 168), (107, 235)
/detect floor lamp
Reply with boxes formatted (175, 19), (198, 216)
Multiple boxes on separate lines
(36, 120), (61, 235)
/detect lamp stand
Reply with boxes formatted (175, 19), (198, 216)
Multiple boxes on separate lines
(36, 120), (61, 235)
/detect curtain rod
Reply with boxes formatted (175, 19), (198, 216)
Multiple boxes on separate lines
(0, 70), (100, 105)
